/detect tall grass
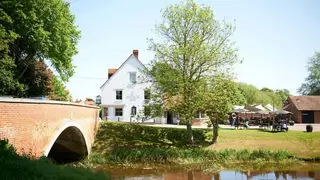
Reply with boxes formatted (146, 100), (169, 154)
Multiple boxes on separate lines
(86, 147), (295, 166)
(0, 139), (112, 180)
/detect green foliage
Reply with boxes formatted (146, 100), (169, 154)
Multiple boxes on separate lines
(200, 75), (241, 143)
(1, 0), (80, 81)
(299, 52), (320, 95)
(0, 12), (24, 96)
(237, 83), (290, 109)
(48, 76), (72, 101)
(146, 0), (240, 143)
(0, 139), (112, 180)
(89, 147), (294, 165)
(0, 0), (79, 97)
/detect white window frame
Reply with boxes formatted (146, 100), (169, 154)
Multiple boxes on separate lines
(116, 90), (122, 100)
(115, 108), (123, 116)
(129, 72), (136, 83)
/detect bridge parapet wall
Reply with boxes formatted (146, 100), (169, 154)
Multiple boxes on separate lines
(0, 98), (99, 157)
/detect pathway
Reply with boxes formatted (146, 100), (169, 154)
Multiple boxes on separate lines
(143, 123), (320, 132)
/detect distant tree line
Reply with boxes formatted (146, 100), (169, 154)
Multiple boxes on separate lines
(234, 83), (291, 109)
(0, 0), (80, 101)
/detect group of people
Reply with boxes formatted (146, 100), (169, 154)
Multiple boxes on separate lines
(274, 115), (289, 132)
(229, 113), (289, 132)
(229, 113), (249, 129)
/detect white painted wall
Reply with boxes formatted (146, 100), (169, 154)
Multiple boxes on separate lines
(100, 54), (165, 123)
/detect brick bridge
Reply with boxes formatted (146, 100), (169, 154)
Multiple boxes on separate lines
(0, 98), (100, 162)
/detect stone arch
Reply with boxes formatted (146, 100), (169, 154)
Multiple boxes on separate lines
(44, 122), (89, 163)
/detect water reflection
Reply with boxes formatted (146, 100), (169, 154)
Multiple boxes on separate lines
(111, 170), (320, 180)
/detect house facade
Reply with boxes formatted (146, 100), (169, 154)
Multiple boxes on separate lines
(100, 50), (165, 123)
(283, 96), (320, 123)
(100, 49), (208, 125)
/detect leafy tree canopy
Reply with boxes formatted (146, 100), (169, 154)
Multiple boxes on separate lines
(146, 0), (240, 143)
(298, 52), (320, 95)
(237, 83), (290, 109)
(0, 0), (79, 99)
(1, 0), (80, 81)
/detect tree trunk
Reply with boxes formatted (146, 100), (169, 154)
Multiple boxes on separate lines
(187, 170), (194, 180)
(213, 173), (220, 180)
(212, 118), (219, 144)
(186, 123), (194, 144)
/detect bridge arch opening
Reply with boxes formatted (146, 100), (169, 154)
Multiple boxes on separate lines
(47, 126), (88, 164)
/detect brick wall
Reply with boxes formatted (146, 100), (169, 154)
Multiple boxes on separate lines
(0, 99), (99, 157)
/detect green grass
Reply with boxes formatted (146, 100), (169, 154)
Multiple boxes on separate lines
(93, 122), (320, 159)
(85, 121), (320, 170)
(0, 140), (112, 180)
(92, 121), (212, 154)
(89, 147), (295, 164)
(211, 129), (320, 158)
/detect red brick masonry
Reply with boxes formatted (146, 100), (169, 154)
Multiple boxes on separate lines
(0, 98), (99, 157)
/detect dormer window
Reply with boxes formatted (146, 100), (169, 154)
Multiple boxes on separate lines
(129, 72), (136, 83)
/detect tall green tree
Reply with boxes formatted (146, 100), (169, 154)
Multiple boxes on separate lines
(1, 0), (80, 82)
(237, 83), (259, 104)
(0, 7), (25, 96)
(147, 0), (240, 143)
(201, 76), (239, 144)
(275, 89), (290, 105)
(298, 52), (320, 95)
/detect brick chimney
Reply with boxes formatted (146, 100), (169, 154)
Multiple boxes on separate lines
(108, 68), (117, 79)
(133, 49), (139, 59)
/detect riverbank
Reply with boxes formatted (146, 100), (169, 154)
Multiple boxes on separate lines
(0, 140), (111, 180)
(80, 122), (320, 171)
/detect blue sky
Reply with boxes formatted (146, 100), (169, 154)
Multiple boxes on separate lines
(66, 0), (320, 100)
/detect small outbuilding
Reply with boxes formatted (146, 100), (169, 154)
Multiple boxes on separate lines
(283, 96), (320, 123)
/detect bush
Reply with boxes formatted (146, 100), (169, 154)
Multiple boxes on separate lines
(306, 125), (313, 132)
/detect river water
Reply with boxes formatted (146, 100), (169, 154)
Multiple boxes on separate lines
(101, 167), (320, 180)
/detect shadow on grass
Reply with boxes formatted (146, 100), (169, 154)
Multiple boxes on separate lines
(257, 129), (289, 133)
(92, 122), (212, 153)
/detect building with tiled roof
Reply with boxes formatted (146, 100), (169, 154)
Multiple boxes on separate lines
(283, 96), (320, 123)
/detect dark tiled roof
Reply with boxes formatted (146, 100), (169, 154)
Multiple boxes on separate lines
(289, 96), (320, 111)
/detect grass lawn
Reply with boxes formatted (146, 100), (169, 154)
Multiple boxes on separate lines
(210, 129), (320, 159)
(92, 122), (320, 160)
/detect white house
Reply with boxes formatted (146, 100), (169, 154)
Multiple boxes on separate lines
(100, 50), (166, 123)
(100, 49), (208, 125)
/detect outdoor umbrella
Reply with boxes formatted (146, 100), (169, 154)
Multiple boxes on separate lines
(256, 110), (269, 115)
(270, 109), (293, 115)
(232, 108), (249, 113)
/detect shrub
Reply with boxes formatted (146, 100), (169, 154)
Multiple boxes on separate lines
(306, 125), (313, 132)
